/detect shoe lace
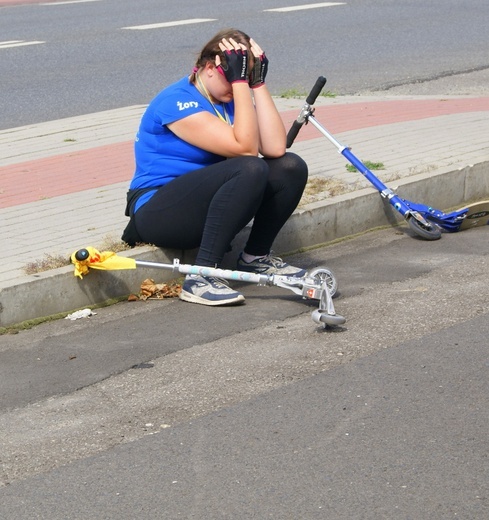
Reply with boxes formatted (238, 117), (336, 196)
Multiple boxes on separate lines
(262, 254), (286, 268)
(206, 276), (230, 288)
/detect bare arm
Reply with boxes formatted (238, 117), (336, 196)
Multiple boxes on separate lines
(168, 83), (259, 158)
(249, 38), (286, 158)
(253, 84), (286, 158)
(168, 37), (285, 159)
(168, 39), (260, 157)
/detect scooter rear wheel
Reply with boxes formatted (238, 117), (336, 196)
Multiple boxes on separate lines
(408, 217), (442, 240)
(308, 267), (338, 297)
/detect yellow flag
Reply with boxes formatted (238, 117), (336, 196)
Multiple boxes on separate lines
(71, 247), (137, 279)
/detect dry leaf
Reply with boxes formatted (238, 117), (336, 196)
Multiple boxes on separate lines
(135, 278), (181, 300)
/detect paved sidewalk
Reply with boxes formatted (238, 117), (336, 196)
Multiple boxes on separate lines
(1, 95), (489, 327)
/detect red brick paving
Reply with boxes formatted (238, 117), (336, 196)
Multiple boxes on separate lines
(2, 98), (489, 209)
(0, 0), (59, 6)
(285, 97), (489, 142)
(0, 142), (134, 208)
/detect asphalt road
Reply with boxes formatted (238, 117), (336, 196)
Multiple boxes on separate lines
(1, 0), (489, 128)
(1, 225), (488, 518)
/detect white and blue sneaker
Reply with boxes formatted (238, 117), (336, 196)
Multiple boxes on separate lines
(179, 275), (245, 306)
(237, 253), (307, 277)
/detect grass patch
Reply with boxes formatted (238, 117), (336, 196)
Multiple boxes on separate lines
(280, 88), (336, 99)
(345, 161), (385, 173)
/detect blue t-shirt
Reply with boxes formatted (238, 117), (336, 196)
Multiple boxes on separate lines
(130, 76), (235, 211)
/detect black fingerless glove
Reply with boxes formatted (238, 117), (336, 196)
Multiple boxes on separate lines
(220, 49), (249, 84)
(249, 53), (269, 89)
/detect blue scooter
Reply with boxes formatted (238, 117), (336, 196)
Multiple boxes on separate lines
(287, 76), (489, 240)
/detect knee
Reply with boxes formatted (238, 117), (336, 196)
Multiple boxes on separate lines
(284, 152), (308, 179)
(240, 156), (270, 187)
(243, 156), (270, 175)
(273, 152), (308, 189)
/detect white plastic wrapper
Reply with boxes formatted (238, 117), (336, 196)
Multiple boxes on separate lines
(65, 308), (96, 320)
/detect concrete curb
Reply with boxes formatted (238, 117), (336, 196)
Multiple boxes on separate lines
(2, 160), (487, 329)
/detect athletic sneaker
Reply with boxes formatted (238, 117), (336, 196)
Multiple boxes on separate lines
(237, 253), (307, 277)
(179, 275), (245, 306)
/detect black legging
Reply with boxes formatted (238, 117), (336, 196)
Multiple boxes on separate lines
(134, 152), (308, 267)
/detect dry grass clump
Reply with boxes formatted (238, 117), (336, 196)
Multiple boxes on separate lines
(299, 176), (354, 207)
(23, 253), (71, 275)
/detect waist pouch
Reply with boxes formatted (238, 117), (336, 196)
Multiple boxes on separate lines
(121, 188), (156, 247)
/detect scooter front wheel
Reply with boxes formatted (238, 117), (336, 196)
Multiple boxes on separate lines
(311, 309), (346, 326)
(408, 216), (442, 240)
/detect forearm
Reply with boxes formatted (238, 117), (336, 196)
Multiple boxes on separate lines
(231, 83), (260, 156)
(253, 84), (286, 157)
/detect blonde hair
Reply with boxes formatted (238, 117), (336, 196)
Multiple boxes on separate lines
(190, 28), (253, 82)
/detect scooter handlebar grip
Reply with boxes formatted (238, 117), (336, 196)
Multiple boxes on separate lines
(287, 76), (327, 147)
(286, 120), (303, 148)
(74, 248), (90, 261)
(305, 76), (326, 105)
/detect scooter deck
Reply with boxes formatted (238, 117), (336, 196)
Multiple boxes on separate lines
(458, 200), (489, 231)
